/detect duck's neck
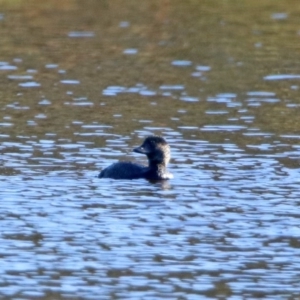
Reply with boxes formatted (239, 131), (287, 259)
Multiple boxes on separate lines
(148, 160), (167, 170)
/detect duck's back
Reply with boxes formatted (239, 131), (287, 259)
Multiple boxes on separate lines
(98, 162), (146, 179)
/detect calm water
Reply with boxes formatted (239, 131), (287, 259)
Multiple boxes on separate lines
(1, 0), (300, 299)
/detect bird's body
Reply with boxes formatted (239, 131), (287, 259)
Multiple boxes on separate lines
(98, 136), (173, 180)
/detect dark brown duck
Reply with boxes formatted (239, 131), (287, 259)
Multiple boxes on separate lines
(98, 136), (173, 180)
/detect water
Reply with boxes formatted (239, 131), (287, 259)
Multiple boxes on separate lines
(0, 0), (300, 299)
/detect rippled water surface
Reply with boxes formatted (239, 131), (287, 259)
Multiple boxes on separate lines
(1, 0), (300, 299)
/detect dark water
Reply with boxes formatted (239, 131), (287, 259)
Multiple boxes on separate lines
(1, 0), (300, 299)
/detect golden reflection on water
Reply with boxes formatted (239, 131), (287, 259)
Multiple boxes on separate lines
(0, 0), (299, 139)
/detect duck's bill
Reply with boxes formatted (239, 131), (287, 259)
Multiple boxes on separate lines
(133, 146), (148, 154)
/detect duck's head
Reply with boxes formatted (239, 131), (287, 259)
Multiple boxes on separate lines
(133, 136), (171, 166)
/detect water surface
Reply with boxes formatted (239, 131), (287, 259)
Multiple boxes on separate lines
(0, 0), (300, 299)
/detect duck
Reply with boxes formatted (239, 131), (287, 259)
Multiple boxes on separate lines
(98, 136), (173, 180)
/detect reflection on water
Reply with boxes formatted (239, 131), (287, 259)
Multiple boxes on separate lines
(0, 0), (300, 298)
